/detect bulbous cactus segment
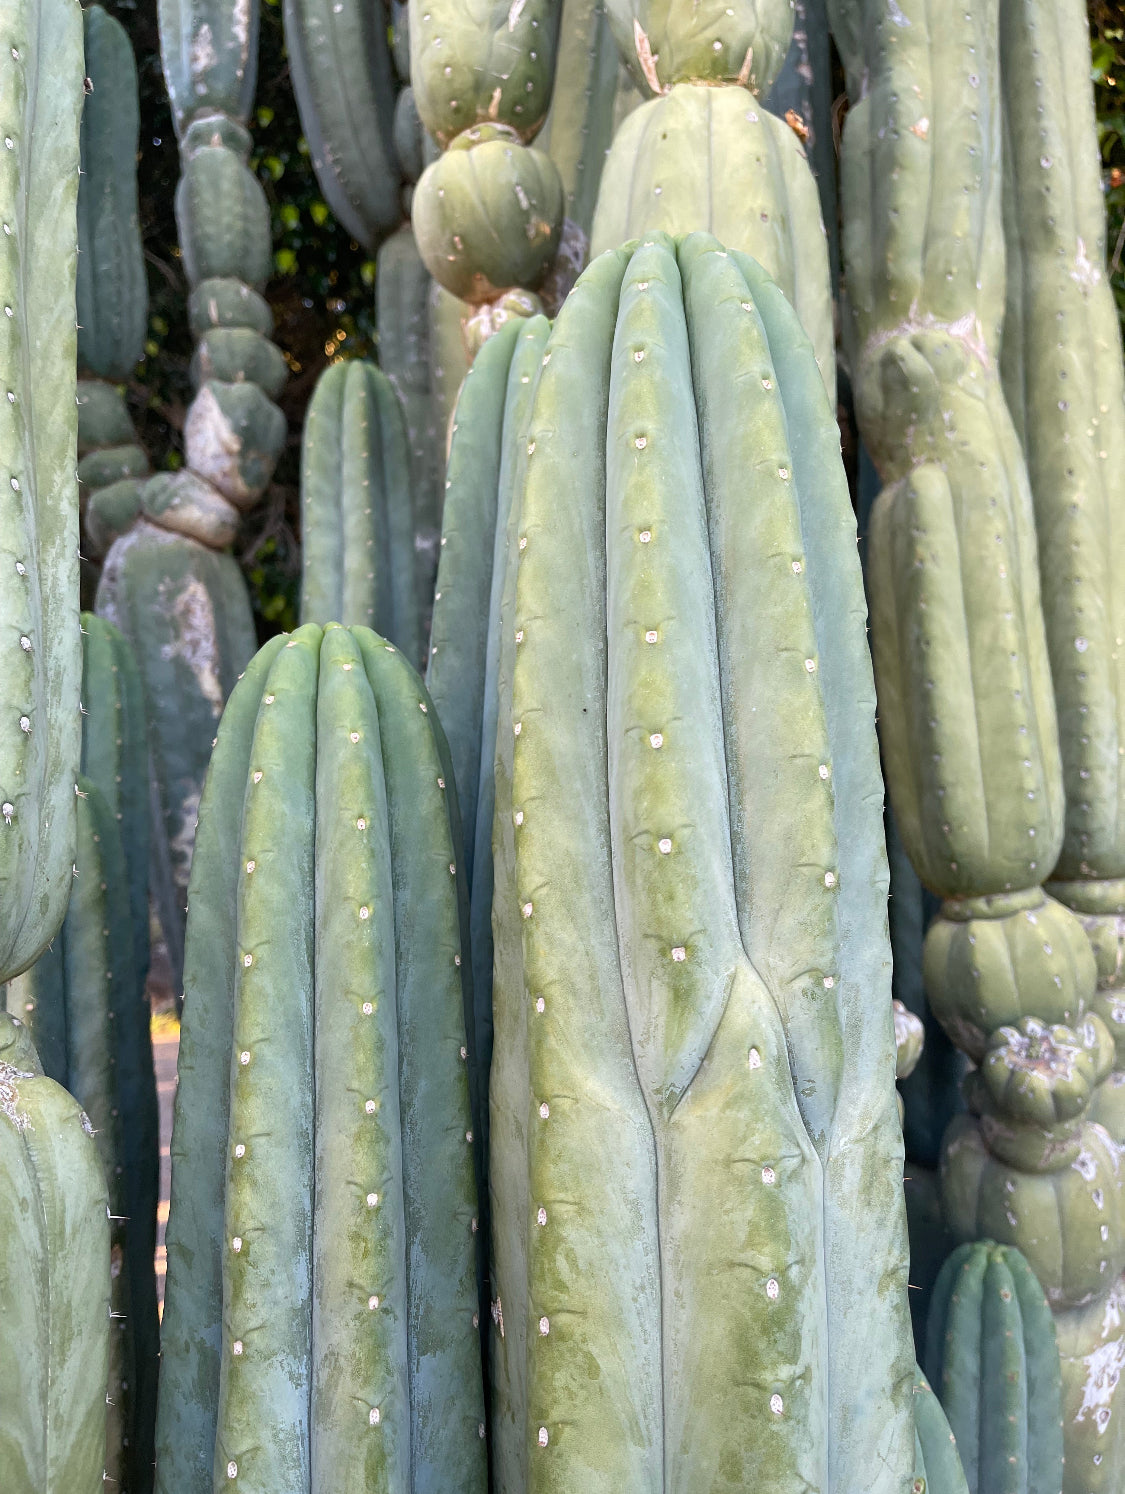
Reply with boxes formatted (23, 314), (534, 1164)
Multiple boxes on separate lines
(413, 129), (565, 305)
(156, 624), (485, 1494)
(924, 1240), (1064, 1494)
(96, 525), (258, 999)
(299, 360), (420, 666)
(4, 777), (160, 1491)
(410, 0), (562, 148)
(488, 232), (912, 1492)
(912, 1367), (970, 1494)
(0, 0), (83, 983)
(590, 84), (834, 390)
(283, 0), (400, 252)
(0, 1027), (110, 1494)
(605, 0), (792, 95)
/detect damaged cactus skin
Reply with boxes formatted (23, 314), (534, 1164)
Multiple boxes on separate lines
(998, 0), (1125, 1157)
(76, 6), (151, 558)
(156, 624), (485, 1494)
(590, 0), (835, 396)
(832, 0), (1125, 1482)
(0, 0), (84, 983)
(488, 232), (913, 1492)
(299, 360), (420, 667)
(0, 1016), (111, 1494)
(925, 1240), (1064, 1494)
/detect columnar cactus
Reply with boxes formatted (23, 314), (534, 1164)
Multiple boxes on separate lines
(488, 231), (913, 1490)
(156, 623), (485, 1494)
(589, 0), (835, 393)
(427, 313), (550, 1181)
(913, 1368), (970, 1494)
(537, 0), (620, 240)
(998, 0), (1125, 1150)
(0, 0), (84, 982)
(76, 5), (151, 558)
(831, 0), (1125, 1481)
(925, 1240), (1064, 1494)
(0, 1014), (110, 1494)
(299, 360), (420, 666)
(410, 0), (567, 350)
(283, 0), (401, 251)
(4, 775), (159, 1491)
(96, 0), (281, 997)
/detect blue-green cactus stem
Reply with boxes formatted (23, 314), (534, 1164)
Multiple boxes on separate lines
(912, 1367), (970, 1494)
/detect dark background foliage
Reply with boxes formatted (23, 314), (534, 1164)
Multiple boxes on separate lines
(97, 0), (1125, 639)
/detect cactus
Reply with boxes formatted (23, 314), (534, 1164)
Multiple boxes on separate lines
(997, 0), (1125, 1153)
(410, 0), (568, 349)
(537, 0), (620, 240)
(924, 1240), (1064, 1494)
(0, 1014), (111, 1494)
(156, 623), (485, 1494)
(96, 526), (257, 1001)
(487, 232), (912, 1490)
(427, 314), (550, 1189)
(4, 775), (159, 1490)
(589, 0), (835, 394)
(913, 1367), (970, 1494)
(298, 360), (420, 666)
(0, 0), (84, 982)
(283, 0), (401, 252)
(831, 0), (1125, 1479)
(76, 5), (151, 558)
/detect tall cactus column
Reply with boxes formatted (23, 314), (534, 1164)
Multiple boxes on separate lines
(96, 0), (283, 998)
(832, 0), (1125, 1486)
(410, 0), (568, 355)
(998, 0), (1125, 1142)
(0, 0), (84, 981)
(589, 0), (835, 393)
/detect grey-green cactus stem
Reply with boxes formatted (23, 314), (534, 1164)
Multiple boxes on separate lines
(299, 360), (420, 668)
(0, 1026), (111, 1494)
(999, 0), (1125, 1157)
(912, 1368), (970, 1494)
(0, 0), (84, 983)
(283, 0), (400, 250)
(538, 0), (619, 239)
(157, 624), (485, 1494)
(76, 7), (151, 557)
(489, 232), (912, 1493)
(832, 0), (1125, 1481)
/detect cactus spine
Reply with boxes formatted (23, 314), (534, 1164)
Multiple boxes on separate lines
(589, 0), (835, 393)
(410, 0), (567, 351)
(488, 232), (912, 1490)
(299, 360), (420, 666)
(4, 774), (159, 1491)
(0, 1014), (110, 1494)
(0, 0), (84, 982)
(76, 5), (151, 559)
(998, 0), (1125, 1152)
(925, 1241), (1064, 1494)
(832, 0), (1125, 1482)
(156, 624), (485, 1494)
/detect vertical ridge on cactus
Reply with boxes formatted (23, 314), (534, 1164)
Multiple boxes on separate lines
(0, 0), (84, 982)
(487, 231), (912, 1492)
(156, 624), (485, 1494)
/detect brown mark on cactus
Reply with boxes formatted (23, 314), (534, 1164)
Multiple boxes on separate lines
(633, 20), (664, 95)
